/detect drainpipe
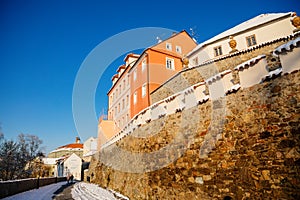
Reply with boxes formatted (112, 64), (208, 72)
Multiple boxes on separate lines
(146, 53), (150, 106)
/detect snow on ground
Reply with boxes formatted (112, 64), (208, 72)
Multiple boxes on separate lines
(2, 181), (66, 200)
(72, 182), (129, 200)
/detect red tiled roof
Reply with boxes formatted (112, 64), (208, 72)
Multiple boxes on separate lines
(57, 143), (83, 149)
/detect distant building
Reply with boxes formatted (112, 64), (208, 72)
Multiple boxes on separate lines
(83, 136), (97, 162)
(47, 137), (83, 158)
(187, 12), (295, 66)
(56, 153), (82, 180)
(42, 157), (58, 177)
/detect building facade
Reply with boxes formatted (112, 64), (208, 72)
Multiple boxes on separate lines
(187, 12), (296, 66)
(97, 31), (197, 148)
(47, 137), (83, 159)
(129, 30), (197, 117)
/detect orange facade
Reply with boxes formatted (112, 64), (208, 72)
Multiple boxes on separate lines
(98, 31), (197, 147)
(129, 31), (197, 118)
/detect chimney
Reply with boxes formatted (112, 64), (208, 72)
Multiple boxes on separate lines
(75, 137), (81, 144)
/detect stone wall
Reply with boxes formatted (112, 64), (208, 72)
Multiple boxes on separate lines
(150, 39), (287, 104)
(90, 70), (300, 199)
(0, 177), (67, 198)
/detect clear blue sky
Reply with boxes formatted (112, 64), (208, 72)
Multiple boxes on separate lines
(0, 0), (299, 154)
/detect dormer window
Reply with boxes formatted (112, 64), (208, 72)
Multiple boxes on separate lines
(166, 43), (172, 51)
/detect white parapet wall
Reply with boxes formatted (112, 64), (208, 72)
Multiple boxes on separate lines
(165, 93), (185, 115)
(151, 100), (167, 121)
(234, 55), (268, 89)
(206, 70), (237, 100)
(274, 37), (300, 74)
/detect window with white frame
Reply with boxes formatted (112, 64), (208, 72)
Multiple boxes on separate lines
(142, 83), (147, 97)
(142, 58), (146, 71)
(133, 91), (137, 104)
(176, 45), (182, 54)
(133, 69), (137, 81)
(213, 46), (223, 57)
(166, 43), (172, 51)
(246, 35), (257, 47)
(166, 57), (175, 70)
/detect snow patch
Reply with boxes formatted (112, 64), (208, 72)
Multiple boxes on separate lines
(72, 182), (129, 200)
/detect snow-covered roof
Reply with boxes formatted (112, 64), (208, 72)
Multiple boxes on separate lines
(234, 55), (266, 71)
(274, 36), (300, 54)
(188, 12), (293, 56)
(205, 69), (232, 84)
(83, 150), (97, 157)
(42, 158), (58, 165)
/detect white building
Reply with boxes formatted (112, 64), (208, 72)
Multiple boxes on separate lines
(187, 12), (295, 66)
(57, 153), (82, 181)
(83, 137), (98, 162)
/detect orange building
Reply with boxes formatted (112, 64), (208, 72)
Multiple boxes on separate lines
(98, 30), (197, 148)
(129, 30), (197, 117)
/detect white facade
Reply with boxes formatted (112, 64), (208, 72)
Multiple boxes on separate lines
(188, 12), (295, 66)
(83, 137), (97, 156)
(108, 54), (139, 130)
(63, 153), (82, 180)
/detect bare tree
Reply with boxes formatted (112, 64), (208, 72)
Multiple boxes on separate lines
(0, 133), (44, 180)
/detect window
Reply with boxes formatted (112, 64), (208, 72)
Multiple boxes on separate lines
(246, 35), (257, 47)
(214, 46), (223, 57)
(166, 57), (175, 70)
(126, 95), (129, 106)
(119, 85), (121, 95)
(133, 91), (137, 104)
(133, 69), (137, 81)
(122, 99), (125, 109)
(166, 43), (172, 51)
(127, 75), (130, 85)
(176, 46), (182, 54)
(142, 59), (146, 71)
(142, 83), (147, 97)
(114, 107), (117, 115)
(193, 57), (199, 65)
(123, 80), (125, 90)
(118, 103), (120, 113)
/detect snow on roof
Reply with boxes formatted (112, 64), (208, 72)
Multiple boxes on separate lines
(274, 36), (300, 54)
(188, 12), (293, 56)
(234, 55), (266, 71)
(205, 69), (232, 84)
(42, 158), (58, 165)
(83, 150), (97, 157)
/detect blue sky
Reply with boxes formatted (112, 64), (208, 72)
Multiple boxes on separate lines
(0, 0), (299, 154)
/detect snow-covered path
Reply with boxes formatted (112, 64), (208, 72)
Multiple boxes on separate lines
(2, 181), (129, 200)
(2, 181), (67, 200)
(71, 182), (129, 200)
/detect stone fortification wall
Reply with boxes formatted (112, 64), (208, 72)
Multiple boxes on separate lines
(89, 35), (300, 199)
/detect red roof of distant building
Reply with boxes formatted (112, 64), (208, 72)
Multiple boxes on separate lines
(57, 143), (83, 149)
